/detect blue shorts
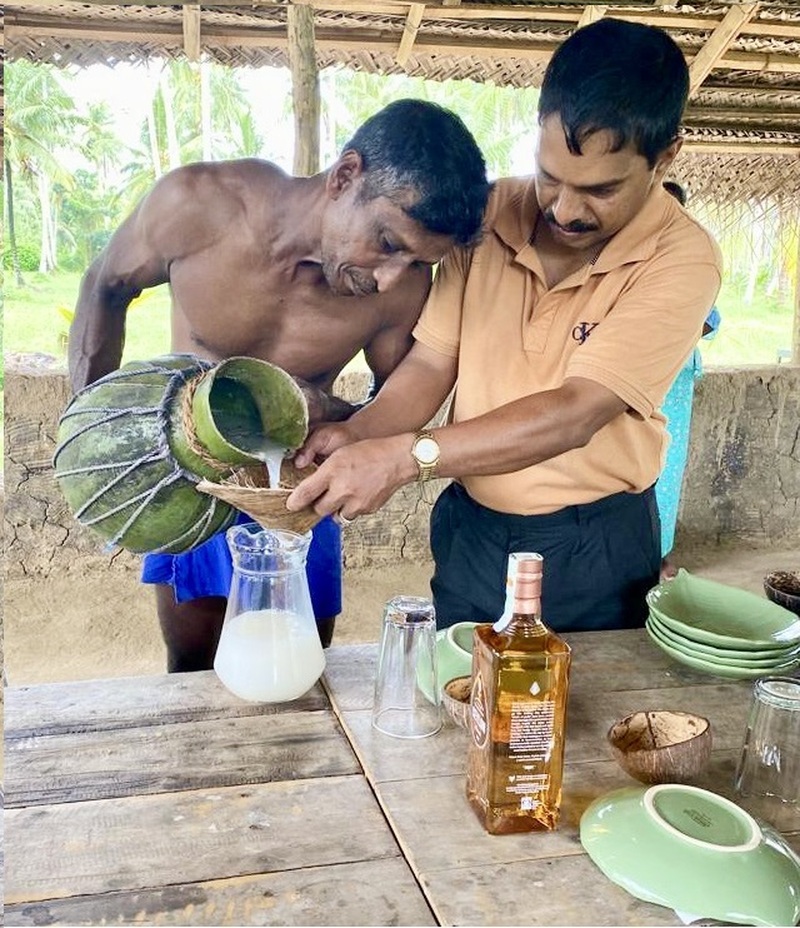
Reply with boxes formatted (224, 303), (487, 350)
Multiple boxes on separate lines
(142, 515), (342, 618)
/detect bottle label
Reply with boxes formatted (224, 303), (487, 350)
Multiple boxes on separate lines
(470, 672), (489, 748)
(503, 699), (556, 806)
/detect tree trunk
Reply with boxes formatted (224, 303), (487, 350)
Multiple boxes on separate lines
(38, 171), (56, 273)
(288, 3), (320, 177)
(201, 61), (212, 161)
(5, 157), (25, 286)
(161, 71), (182, 171)
(147, 104), (163, 179)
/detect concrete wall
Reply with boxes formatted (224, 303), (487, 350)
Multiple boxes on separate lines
(4, 356), (798, 580)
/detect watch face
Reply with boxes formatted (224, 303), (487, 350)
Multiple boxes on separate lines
(415, 437), (439, 465)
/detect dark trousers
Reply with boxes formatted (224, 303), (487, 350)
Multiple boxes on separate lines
(430, 482), (661, 632)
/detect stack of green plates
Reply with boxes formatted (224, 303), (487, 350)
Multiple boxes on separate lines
(645, 569), (800, 680)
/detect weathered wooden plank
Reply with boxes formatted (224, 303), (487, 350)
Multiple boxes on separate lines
(422, 853), (684, 927)
(5, 776), (400, 904)
(5, 670), (329, 739)
(6, 710), (360, 807)
(337, 682), (752, 784)
(321, 632), (754, 716)
(4, 857), (436, 927)
(372, 754), (743, 876)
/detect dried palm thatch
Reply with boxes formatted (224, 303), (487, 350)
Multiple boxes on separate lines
(196, 459), (322, 535)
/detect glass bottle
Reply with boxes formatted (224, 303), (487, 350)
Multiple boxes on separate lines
(466, 552), (572, 833)
(213, 523), (325, 702)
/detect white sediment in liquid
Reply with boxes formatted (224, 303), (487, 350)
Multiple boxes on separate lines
(214, 608), (325, 702)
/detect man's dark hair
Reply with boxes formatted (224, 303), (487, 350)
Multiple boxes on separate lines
(538, 19), (689, 168)
(342, 98), (490, 247)
(662, 180), (687, 205)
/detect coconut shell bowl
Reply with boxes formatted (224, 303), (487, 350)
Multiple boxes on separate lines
(197, 459), (321, 535)
(442, 676), (472, 730)
(607, 710), (712, 785)
(764, 570), (800, 617)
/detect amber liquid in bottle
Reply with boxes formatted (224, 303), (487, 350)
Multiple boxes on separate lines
(466, 553), (571, 834)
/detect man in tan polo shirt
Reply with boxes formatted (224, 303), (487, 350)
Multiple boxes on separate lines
(288, 19), (723, 632)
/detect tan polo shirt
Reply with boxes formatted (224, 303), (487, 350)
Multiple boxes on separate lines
(413, 177), (723, 515)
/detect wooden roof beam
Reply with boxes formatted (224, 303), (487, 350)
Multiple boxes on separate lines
(688, 2), (760, 97)
(182, 4), (201, 62)
(396, 3), (425, 67)
(6, 14), (800, 77)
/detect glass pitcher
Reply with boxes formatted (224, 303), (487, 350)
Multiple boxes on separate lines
(213, 523), (325, 702)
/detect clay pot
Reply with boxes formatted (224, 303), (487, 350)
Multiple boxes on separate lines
(54, 354), (308, 554)
(607, 710), (712, 785)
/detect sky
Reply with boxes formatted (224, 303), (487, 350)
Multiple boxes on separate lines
(68, 60), (300, 171)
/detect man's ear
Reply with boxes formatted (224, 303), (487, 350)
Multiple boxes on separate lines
(326, 149), (364, 199)
(653, 136), (683, 183)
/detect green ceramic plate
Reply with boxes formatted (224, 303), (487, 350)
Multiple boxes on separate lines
(646, 620), (800, 680)
(646, 569), (800, 650)
(580, 784), (800, 927)
(648, 613), (800, 666)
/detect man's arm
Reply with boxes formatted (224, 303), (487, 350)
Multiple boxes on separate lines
(68, 167), (223, 393)
(69, 204), (169, 392)
(288, 369), (626, 518)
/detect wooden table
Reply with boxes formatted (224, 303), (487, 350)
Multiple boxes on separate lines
(5, 630), (800, 926)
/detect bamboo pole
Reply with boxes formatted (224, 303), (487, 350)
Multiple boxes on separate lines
(287, 3), (320, 177)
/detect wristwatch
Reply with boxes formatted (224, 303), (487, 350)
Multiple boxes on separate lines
(411, 430), (441, 482)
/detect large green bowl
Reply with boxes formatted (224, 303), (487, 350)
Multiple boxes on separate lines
(581, 784), (800, 926)
(647, 614), (800, 668)
(645, 620), (800, 680)
(646, 569), (800, 650)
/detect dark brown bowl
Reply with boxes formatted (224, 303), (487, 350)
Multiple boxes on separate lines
(607, 710), (712, 785)
(764, 571), (800, 617)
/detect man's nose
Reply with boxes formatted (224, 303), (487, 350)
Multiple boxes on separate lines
(550, 188), (586, 226)
(373, 259), (408, 293)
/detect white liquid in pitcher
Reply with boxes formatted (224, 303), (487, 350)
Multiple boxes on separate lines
(214, 608), (325, 702)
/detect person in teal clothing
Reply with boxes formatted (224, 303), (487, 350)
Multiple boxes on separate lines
(658, 181), (721, 576)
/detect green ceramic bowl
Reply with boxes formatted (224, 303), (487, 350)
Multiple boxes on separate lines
(647, 569), (800, 650)
(645, 620), (800, 680)
(418, 621), (479, 702)
(580, 784), (800, 926)
(648, 614), (800, 668)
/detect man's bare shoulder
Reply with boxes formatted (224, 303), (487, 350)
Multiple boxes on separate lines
(146, 159), (290, 213)
(136, 160), (293, 258)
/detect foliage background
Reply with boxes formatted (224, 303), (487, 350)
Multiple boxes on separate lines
(3, 59), (797, 369)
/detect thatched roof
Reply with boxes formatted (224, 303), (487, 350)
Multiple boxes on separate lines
(3, 1), (800, 207)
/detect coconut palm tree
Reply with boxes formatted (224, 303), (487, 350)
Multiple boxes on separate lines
(5, 60), (81, 277)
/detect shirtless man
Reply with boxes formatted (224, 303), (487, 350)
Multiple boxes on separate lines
(69, 98), (489, 671)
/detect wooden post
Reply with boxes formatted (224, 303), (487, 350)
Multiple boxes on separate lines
(287, 3), (320, 177)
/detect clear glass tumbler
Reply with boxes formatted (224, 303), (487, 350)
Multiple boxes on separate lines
(372, 595), (442, 739)
(734, 675), (800, 831)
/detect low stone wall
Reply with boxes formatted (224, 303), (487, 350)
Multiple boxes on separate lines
(3, 356), (798, 580)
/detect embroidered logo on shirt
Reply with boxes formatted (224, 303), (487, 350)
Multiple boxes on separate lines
(572, 321), (599, 344)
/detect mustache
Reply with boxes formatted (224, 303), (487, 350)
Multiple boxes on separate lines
(543, 210), (598, 235)
(347, 269), (378, 296)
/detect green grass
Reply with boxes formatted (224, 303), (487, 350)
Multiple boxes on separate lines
(3, 269), (795, 370)
(4, 272), (172, 363)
